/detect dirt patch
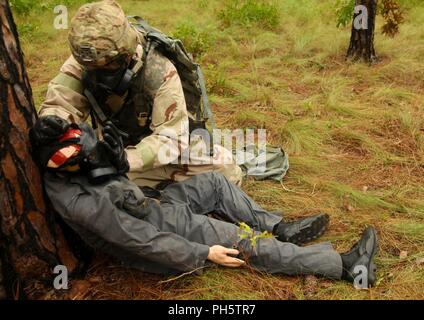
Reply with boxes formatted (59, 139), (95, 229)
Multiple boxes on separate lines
(371, 118), (423, 159)
(329, 131), (370, 158)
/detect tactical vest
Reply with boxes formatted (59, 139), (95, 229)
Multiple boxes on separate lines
(82, 65), (154, 147)
(82, 16), (215, 149)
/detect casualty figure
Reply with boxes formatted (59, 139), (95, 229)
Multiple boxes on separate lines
(30, 122), (379, 287)
(34, 0), (243, 188)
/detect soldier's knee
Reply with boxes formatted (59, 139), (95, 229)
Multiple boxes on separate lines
(214, 163), (243, 187)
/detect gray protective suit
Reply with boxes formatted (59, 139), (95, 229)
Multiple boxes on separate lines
(44, 171), (343, 279)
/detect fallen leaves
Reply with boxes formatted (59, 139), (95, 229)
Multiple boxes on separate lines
(68, 280), (91, 300)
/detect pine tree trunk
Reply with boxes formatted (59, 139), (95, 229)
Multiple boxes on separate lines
(0, 0), (80, 299)
(347, 0), (378, 63)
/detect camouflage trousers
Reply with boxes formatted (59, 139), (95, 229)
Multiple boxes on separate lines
(127, 144), (243, 188)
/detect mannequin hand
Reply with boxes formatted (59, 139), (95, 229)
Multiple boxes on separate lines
(207, 245), (245, 267)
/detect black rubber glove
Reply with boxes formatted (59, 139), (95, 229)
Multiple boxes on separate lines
(77, 123), (118, 184)
(30, 116), (71, 147)
(99, 121), (130, 175)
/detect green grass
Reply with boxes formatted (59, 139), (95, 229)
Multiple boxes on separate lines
(172, 22), (217, 58)
(218, 0), (280, 30)
(15, 0), (424, 300)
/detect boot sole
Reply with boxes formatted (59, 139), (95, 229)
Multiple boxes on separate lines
(287, 214), (330, 245)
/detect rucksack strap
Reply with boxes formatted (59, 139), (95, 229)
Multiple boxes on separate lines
(130, 15), (196, 73)
(139, 36), (154, 97)
(197, 66), (216, 130)
(84, 88), (129, 139)
(128, 16), (156, 33)
(84, 89), (108, 125)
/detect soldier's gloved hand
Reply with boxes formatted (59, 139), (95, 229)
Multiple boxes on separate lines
(30, 116), (71, 147)
(100, 121), (130, 174)
(77, 123), (118, 184)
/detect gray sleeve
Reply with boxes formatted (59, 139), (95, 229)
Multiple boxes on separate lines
(45, 174), (210, 273)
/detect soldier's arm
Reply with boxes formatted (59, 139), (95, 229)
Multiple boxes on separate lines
(39, 55), (90, 124)
(126, 51), (189, 172)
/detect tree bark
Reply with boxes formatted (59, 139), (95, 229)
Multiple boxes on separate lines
(347, 0), (378, 63)
(0, 0), (79, 299)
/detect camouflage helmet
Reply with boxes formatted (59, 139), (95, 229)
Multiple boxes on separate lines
(68, 0), (139, 67)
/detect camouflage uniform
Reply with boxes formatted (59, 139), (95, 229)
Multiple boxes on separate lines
(39, 0), (242, 188)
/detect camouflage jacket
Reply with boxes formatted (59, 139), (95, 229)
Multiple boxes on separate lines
(39, 40), (189, 173)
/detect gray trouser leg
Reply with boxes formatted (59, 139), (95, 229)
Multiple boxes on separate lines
(160, 172), (283, 232)
(240, 239), (343, 278)
(144, 200), (343, 279)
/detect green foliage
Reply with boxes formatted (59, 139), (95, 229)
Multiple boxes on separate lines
(218, 0), (280, 30)
(335, 0), (355, 28)
(16, 22), (40, 38)
(9, 0), (34, 15)
(172, 22), (216, 58)
(204, 63), (232, 96)
(238, 222), (274, 249)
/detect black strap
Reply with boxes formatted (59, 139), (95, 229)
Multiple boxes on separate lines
(84, 88), (130, 139)
(139, 37), (153, 98)
(89, 167), (117, 178)
(90, 109), (98, 130)
(84, 89), (108, 124)
(196, 65), (216, 128)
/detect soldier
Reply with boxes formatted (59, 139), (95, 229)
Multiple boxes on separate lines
(34, 0), (243, 188)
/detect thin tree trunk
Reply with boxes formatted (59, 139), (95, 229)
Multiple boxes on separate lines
(347, 0), (378, 63)
(0, 0), (80, 299)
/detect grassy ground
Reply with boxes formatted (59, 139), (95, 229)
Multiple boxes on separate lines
(15, 0), (424, 300)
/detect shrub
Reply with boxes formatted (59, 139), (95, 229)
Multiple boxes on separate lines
(335, 0), (355, 28)
(17, 22), (40, 38)
(9, 0), (34, 15)
(218, 0), (280, 30)
(204, 63), (232, 96)
(172, 22), (216, 58)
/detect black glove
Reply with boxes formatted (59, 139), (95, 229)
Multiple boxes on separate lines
(30, 116), (71, 147)
(99, 121), (130, 175)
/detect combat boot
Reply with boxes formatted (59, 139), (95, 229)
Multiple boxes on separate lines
(341, 227), (379, 287)
(274, 213), (330, 245)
